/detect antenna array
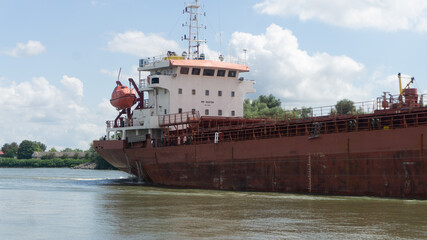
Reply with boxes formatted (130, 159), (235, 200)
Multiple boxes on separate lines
(182, 0), (207, 60)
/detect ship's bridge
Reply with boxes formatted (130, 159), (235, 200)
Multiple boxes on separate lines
(136, 52), (255, 119)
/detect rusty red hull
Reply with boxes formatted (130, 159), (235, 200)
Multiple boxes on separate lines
(94, 125), (427, 199)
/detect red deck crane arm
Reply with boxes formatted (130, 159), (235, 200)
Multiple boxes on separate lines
(128, 78), (144, 109)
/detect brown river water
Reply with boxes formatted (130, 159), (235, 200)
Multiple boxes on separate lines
(0, 168), (425, 239)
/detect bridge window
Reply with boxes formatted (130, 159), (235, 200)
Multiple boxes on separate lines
(217, 70), (226, 77)
(231, 110), (235, 116)
(205, 109), (209, 115)
(192, 89), (196, 95)
(192, 68), (201, 75)
(218, 109), (222, 116)
(205, 90), (209, 96)
(203, 69), (215, 76)
(218, 90), (222, 96)
(180, 67), (189, 74)
(178, 108), (182, 113)
(178, 88), (182, 94)
(151, 77), (159, 84)
(228, 71), (236, 77)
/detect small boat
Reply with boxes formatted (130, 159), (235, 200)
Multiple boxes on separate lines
(110, 82), (137, 110)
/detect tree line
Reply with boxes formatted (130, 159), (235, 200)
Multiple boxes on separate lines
(244, 94), (356, 118)
(1, 140), (115, 169)
(0, 158), (88, 168)
(1, 140), (86, 159)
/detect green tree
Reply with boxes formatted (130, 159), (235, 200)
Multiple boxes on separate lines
(17, 140), (41, 159)
(288, 107), (313, 119)
(61, 148), (73, 152)
(283, 106), (313, 120)
(73, 153), (80, 159)
(41, 152), (56, 159)
(244, 94), (283, 118)
(48, 148), (58, 152)
(301, 107), (313, 118)
(33, 141), (47, 152)
(1, 142), (19, 158)
(335, 99), (355, 114)
(259, 94), (281, 108)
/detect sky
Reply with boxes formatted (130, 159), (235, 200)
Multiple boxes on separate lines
(1, 0), (427, 150)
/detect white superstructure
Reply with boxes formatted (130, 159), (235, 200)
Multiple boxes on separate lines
(138, 56), (255, 118)
(105, 0), (255, 144)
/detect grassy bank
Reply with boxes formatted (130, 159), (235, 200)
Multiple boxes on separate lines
(0, 158), (90, 168)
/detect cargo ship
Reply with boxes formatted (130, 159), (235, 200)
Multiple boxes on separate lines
(94, 1), (426, 199)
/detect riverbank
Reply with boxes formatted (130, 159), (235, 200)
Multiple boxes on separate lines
(71, 162), (97, 169)
(0, 157), (90, 168)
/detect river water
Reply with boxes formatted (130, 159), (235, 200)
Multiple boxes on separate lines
(0, 168), (425, 240)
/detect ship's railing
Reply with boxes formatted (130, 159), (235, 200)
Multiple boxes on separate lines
(158, 108), (427, 147)
(247, 100), (377, 121)
(309, 100), (377, 117)
(375, 93), (427, 110)
(200, 55), (246, 65)
(139, 53), (246, 68)
(159, 111), (201, 126)
(106, 118), (133, 128)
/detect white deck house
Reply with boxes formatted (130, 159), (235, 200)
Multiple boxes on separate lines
(138, 57), (255, 118)
(106, 55), (255, 143)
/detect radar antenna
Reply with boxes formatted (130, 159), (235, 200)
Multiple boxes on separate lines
(116, 67), (122, 86)
(182, 0), (207, 60)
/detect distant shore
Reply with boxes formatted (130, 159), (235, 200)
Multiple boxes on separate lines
(0, 158), (91, 168)
(71, 162), (97, 169)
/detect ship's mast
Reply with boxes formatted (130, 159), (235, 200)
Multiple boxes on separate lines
(182, 0), (206, 60)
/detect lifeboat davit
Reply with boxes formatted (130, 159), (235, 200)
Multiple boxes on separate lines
(110, 85), (137, 110)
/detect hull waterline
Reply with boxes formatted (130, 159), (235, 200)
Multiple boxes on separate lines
(94, 125), (427, 199)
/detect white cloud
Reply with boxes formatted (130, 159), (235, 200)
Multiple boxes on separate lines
(61, 75), (83, 98)
(107, 31), (181, 56)
(96, 98), (117, 117)
(0, 76), (113, 150)
(100, 65), (140, 83)
(5, 40), (46, 57)
(415, 17), (427, 31)
(254, 0), (427, 31)
(229, 24), (369, 107)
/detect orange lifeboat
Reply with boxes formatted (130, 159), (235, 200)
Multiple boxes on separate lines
(110, 85), (137, 110)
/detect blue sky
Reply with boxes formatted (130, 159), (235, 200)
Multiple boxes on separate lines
(1, 0), (427, 150)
